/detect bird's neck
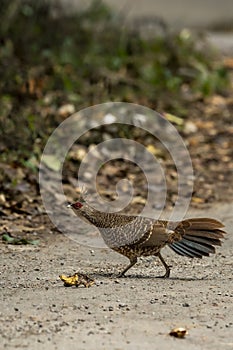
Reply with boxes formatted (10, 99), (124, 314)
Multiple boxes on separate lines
(78, 205), (105, 227)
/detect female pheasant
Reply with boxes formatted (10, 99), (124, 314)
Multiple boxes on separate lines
(68, 195), (226, 278)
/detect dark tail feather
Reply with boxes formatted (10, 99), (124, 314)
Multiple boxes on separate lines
(169, 218), (226, 258)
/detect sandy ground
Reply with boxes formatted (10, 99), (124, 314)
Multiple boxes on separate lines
(62, 1), (233, 54)
(63, 0), (233, 29)
(1, 202), (233, 350)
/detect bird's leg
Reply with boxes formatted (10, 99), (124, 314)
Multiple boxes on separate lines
(116, 257), (138, 277)
(156, 252), (171, 278)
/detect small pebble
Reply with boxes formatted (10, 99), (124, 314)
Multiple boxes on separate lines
(182, 303), (190, 307)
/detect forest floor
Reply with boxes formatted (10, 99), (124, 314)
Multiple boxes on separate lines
(1, 202), (233, 350)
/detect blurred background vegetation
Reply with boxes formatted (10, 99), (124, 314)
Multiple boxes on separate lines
(0, 0), (230, 166)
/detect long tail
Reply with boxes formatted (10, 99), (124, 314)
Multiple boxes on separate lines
(169, 218), (226, 258)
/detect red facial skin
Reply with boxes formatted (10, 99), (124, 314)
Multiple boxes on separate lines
(72, 202), (83, 209)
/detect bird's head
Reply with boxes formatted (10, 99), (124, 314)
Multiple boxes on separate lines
(67, 189), (96, 220)
(67, 191), (86, 212)
(67, 186), (86, 210)
(68, 201), (84, 210)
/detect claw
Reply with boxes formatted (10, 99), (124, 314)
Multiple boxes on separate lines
(156, 269), (171, 278)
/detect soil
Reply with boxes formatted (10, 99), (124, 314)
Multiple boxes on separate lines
(1, 63), (232, 350)
(1, 202), (233, 350)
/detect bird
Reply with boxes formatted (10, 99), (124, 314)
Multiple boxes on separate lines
(68, 194), (226, 278)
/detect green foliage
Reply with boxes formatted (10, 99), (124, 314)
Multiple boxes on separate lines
(2, 233), (40, 245)
(0, 0), (229, 164)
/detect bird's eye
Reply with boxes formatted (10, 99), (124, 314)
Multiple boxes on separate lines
(72, 202), (83, 209)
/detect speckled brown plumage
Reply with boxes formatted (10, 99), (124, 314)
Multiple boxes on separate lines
(69, 198), (226, 278)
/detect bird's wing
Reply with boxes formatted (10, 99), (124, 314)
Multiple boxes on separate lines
(138, 220), (170, 248)
(99, 215), (156, 248)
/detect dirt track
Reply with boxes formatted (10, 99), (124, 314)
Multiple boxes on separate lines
(1, 202), (232, 350)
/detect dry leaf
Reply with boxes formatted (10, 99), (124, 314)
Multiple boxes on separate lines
(59, 272), (95, 288)
(192, 197), (205, 204)
(169, 327), (188, 338)
(164, 113), (184, 126)
(42, 155), (61, 172)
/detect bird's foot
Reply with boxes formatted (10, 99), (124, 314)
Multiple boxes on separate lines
(115, 272), (126, 278)
(156, 268), (171, 279)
